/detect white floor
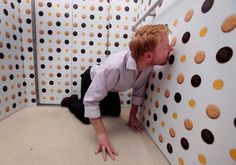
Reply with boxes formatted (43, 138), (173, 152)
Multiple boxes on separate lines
(0, 106), (169, 165)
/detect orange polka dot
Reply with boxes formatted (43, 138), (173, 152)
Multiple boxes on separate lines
(213, 79), (224, 90)
(188, 99), (196, 108)
(199, 27), (208, 37)
(198, 154), (207, 165)
(180, 55), (186, 63)
(229, 148), (236, 161)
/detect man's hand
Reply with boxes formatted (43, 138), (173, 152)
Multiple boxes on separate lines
(95, 133), (119, 161)
(128, 115), (144, 133)
(89, 118), (118, 161)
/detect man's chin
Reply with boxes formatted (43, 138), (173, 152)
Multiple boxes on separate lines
(159, 61), (168, 66)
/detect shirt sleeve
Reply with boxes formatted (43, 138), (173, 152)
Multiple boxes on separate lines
(83, 65), (119, 118)
(132, 71), (152, 106)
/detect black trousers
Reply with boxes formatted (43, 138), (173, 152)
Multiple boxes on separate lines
(68, 67), (121, 124)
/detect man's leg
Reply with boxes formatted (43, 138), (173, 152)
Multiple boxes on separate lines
(100, 92), (121, 117)
(67, 67), (92, 124)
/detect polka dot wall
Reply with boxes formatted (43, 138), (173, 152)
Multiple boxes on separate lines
(19, 0), (37, 106)
(71, 0), (109, 97)
(0, 0), (27, 121)
(35, 0), (74, 104)
(108, 0), (139, 107)
(140, 0), (236, 164)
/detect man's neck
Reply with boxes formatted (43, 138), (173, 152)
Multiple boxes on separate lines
(136, 59), (151, 73)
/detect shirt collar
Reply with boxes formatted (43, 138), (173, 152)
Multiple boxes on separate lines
(126, 51), (138, 71)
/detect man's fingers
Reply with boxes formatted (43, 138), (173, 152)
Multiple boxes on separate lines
(102, 146), (107, 161)
(95, 146), (102, 155)
(106, 146), (116, 160)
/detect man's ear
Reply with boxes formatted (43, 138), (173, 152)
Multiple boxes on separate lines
(144, 52), (152, 60)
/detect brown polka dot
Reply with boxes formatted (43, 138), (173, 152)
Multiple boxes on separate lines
(184, 118), (193, 130)
(50, 96), (54, 101)
(89, 58), (93, 62)
(221, 14), (236, 32)
(159, 134), (163, 143)
(177, 73), (185, 84)
(148, 109), (151, 116)
(26, 9), (31, 14)
(49, 73), (54, 78)
(90, 6), (95, 11)
(41, 81), (46, 85)
(81, 66), (85, 70)
(56, 12), (61, 17)
(2, 76), (7, 81)
(155, 100), (159, 108)
(12, 94), (16, 99)
(48, 48), (53, 53)
(5, 106), (10, 112)
(185, 9), (193, 22)
(39, 30), (44, 35)
(115, 34), (120, 38)
(47, 21), (53, 26)
(116, 6), (121, 11)
(195, 50), (206, 64)
(29, 65), (34, 70)
(164, 89), (170, 98)
(56, 40), (61, 44)
(64, 4), (69, 9)
(31, 90), (36, 95)
(3, 0), (8, 4)
(38, 2), (43, 7)
(169, 128), (176, 137)
(27, 38), (32, 43)
(89, 33), (94, 37)
(73, 49), (77, 54)
(170, 36), (177, 47)
(73, 23), (78, 28)
(206, 104), (220, 119)
(40, 56), (45, 61)
(6, 32), (11, 38)
(0, 41), (3, 48)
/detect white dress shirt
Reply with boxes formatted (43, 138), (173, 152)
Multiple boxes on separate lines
(84, 50), (153, 118)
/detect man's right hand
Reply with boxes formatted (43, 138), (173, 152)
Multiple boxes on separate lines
(89, 118), (119, 161)
(95, 133), (119, 161)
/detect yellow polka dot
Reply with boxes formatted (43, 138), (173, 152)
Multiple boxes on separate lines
(172, 112), (177, 119)
(173, 19), (178, 27)
(180, 55), (186, 63)
(198, 154), (207, 165)
(229, 148), (236, 161)
(179, 157), (184, 165)
(199, 27), (208, 37)
(161, 121), (165, 127)
(189, 99), (196, 108)
(152, 127), (155, 133)
(213, 79), (224, 90)
(167, 74), (172, 80)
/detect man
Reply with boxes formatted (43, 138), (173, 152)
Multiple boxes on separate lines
(61, 24), (173, 161)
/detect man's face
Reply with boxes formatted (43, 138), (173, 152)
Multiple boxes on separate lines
(149, 35), (173, 66)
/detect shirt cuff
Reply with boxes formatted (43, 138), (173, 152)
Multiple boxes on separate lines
(132, 96), (143, 105)
(84, 105), (101, 118)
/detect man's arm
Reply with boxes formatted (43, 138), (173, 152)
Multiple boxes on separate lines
(90, 117), (118, 161)
(128, 104), (144, 133)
